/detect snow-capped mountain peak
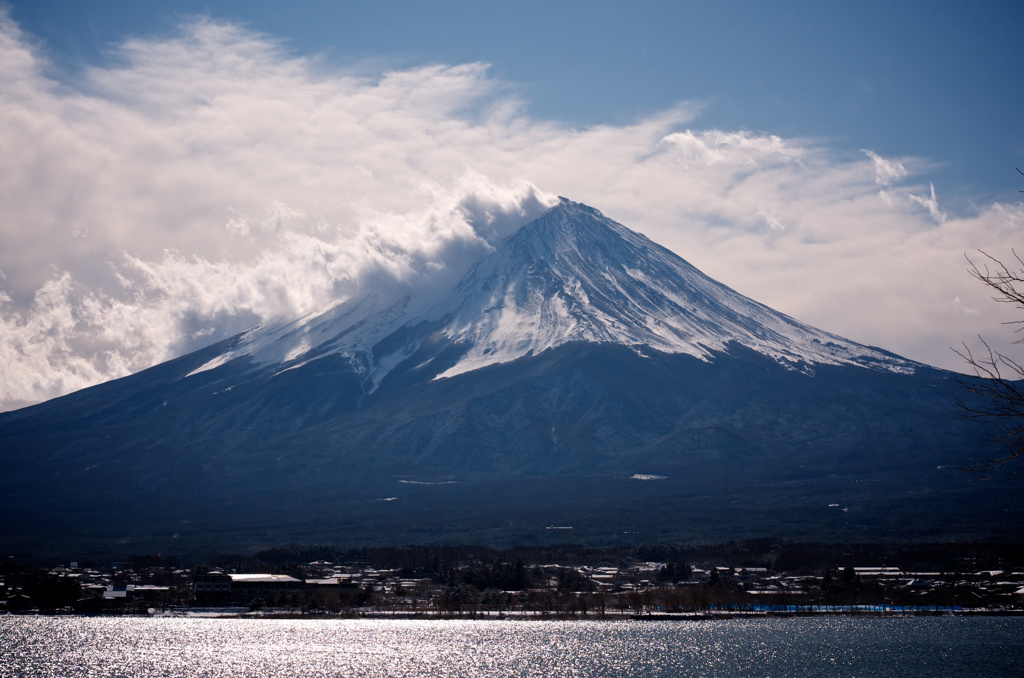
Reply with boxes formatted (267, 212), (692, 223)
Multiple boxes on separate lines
(422, 198), (911, 378)
(192, 198), (914, 386)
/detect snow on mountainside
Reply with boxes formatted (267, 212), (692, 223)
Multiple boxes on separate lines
(191, 198), (915, 386)
(423, 199), (913, 378)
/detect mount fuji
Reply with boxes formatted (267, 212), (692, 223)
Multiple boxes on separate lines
(192, 199), (912, 390)
(1, 199), (1018, 556)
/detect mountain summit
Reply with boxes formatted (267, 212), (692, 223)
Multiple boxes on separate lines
(193, 199), (912, 390)
(1, 199), (1017, 556)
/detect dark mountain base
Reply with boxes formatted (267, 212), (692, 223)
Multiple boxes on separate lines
(2, 342), (1020, 558)
(4, 470), (1021, 560)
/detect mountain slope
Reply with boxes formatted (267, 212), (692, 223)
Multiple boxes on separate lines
(190, 199), (913, 391)
(418, 199), (912, 379)
(0, 199), (1017, 556)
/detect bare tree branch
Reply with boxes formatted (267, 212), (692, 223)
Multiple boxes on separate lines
(965, 250), (1024, 312)
(954, 338), (1024, 477)
(956, 249), (1024, 477)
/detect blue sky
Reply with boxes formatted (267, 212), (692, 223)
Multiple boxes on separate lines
(1, 0), (1023, 409)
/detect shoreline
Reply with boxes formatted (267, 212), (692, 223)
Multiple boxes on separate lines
(13, 607), (1013, 620)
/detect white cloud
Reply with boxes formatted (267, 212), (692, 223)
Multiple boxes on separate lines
(953, 296), (979, 316)
(862, 149), (908, 186)
(757, 208), (785, 232)
(909, 182), (947, 223)
(0, 12), (1019, 411)
(662, 129), (805, 168)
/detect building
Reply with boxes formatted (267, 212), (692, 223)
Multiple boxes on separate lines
(193, 571), (339, 604)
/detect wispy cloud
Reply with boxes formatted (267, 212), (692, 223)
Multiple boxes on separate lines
(909, 182), (947, 223)
(0, 13), (1019, 411)
(757, 208), (785, 232)
(862, 149), (908, 186)
(953, 296), (979, 316)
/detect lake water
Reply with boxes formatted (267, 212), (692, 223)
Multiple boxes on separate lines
(2, 616), (1022, 677)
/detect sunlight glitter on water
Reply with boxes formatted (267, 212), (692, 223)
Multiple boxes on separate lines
(2, 617), (1023, 677)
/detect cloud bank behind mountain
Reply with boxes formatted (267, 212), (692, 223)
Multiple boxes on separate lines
(0, 13), (1020, 411)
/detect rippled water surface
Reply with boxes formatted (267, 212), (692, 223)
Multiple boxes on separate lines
(3, 616), (1022, 677)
